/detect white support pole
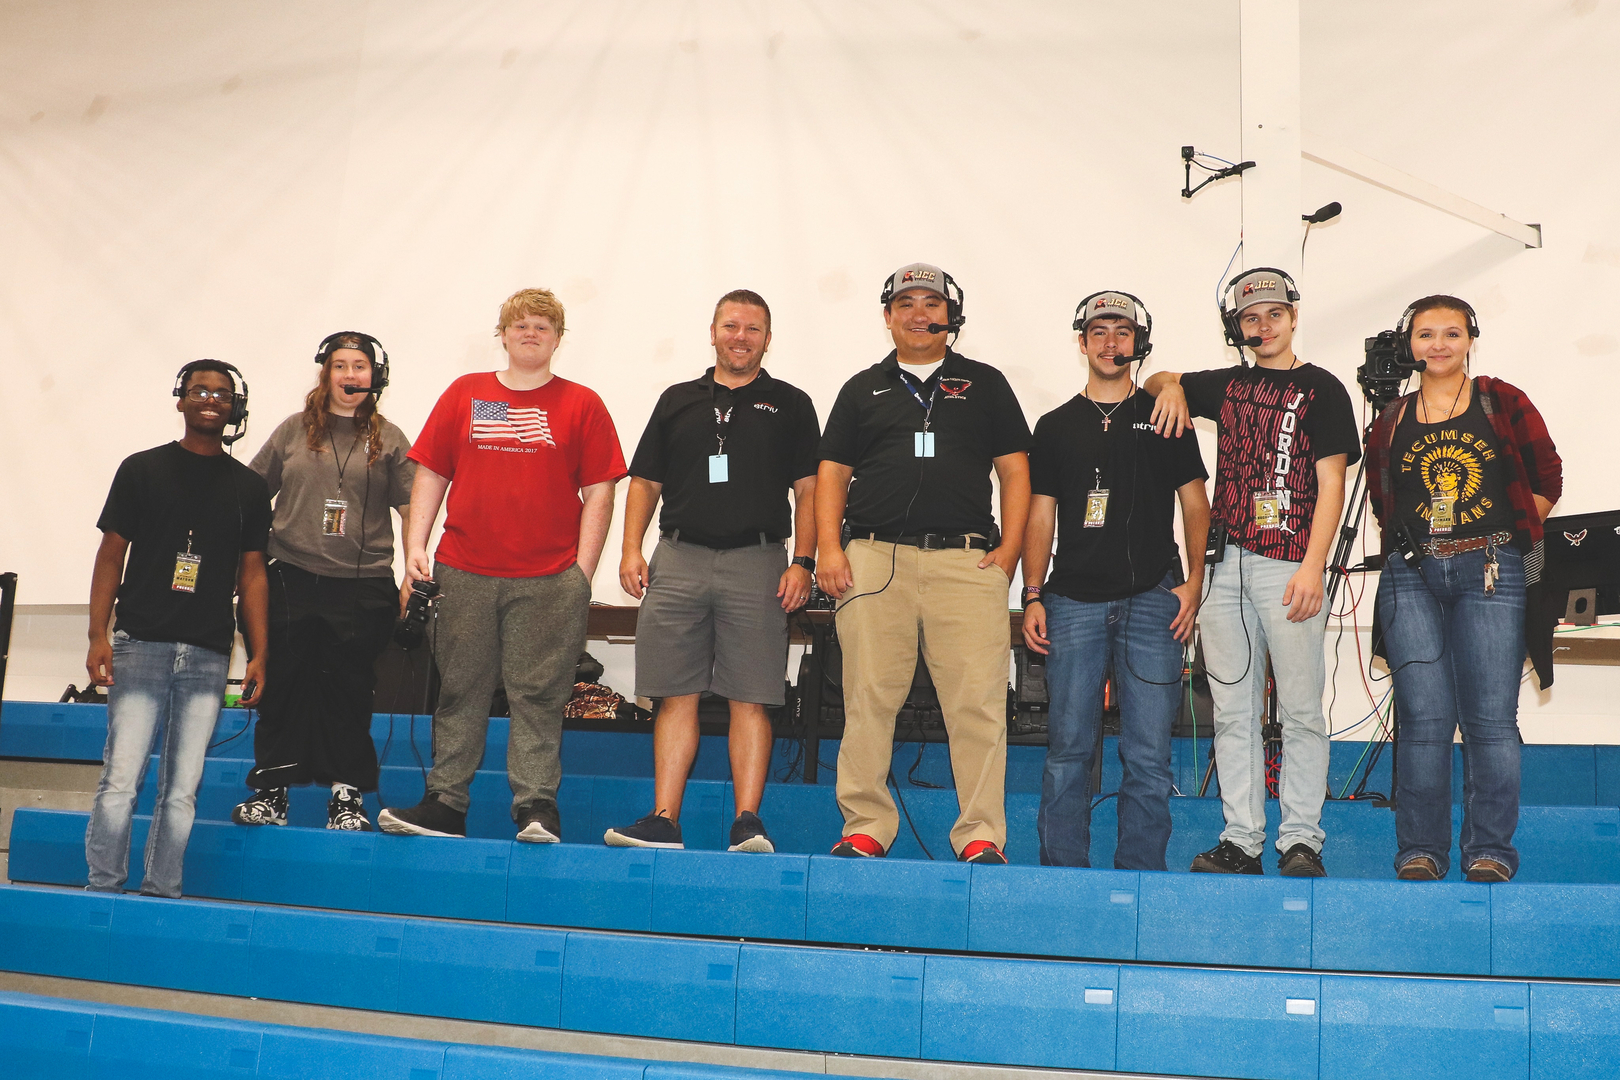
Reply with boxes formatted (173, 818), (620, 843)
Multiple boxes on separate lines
(1239, 0), (1303, 282)
(1302, 133), (1542, 248)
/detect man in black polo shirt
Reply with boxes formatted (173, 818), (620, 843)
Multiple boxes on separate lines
(1021, 291), (1209, 870)
(607, 289), (820, 852)
(816, 263), (1032, 864)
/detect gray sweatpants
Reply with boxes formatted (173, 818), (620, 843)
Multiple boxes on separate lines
(427, 562), (590, 818)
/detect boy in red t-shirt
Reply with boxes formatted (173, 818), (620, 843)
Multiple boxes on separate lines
(379, 289), (627, 841)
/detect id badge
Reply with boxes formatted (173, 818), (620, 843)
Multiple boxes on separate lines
(1429, 493), (1455, 535)
(708, 454), (729, 483)
(914, 431), (936, 458)
(322, 498), (349, 536)
(1253, 490), (1282, 529)
(172, 552), (201, 593)
(1084, 488), (1109, 528)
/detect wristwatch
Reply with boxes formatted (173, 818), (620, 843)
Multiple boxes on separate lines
(1022, 585), (1044, 605)
(792, 556), (817, 572)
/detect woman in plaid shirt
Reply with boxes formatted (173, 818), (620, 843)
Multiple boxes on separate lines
(1366, 295), (1562, 884)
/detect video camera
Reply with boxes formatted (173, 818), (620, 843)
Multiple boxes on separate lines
(395, 578), (440, 650)
(1356, 328), (1421, 413)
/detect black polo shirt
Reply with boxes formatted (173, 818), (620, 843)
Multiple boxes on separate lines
(629, 367), (820, 543)
(819, 350), (1032, 536)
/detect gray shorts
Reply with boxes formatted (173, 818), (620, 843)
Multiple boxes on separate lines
(635, 537), (790, 705)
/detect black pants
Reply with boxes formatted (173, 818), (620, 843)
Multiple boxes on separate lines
(245, 561), (396, 792)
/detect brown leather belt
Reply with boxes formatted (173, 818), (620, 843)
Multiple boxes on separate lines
(1421, 530), (1512, 559)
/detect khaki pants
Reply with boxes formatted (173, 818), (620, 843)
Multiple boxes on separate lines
(834, 539), (1010, 854)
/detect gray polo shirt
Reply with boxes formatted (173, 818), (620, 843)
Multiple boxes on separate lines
(250, 412), (416, 577)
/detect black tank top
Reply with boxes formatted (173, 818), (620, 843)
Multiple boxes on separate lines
(1391, 385), (1513, 541)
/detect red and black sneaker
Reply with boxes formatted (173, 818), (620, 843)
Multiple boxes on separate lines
(830, 833), (886, 858)
(959, 840), (1007, 864)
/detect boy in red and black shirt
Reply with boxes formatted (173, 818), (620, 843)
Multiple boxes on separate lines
(1145, 268), (1359, 877)
(380, 289), (626, 842)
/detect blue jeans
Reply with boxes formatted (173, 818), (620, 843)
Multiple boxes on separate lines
(1200, 545), (1331, 858)
(85, 631), (228, 898)
(1039, 574), (1183, 869)
(1377, 544), (1525, 878)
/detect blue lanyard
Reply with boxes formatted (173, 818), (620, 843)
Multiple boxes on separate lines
(898, 370), (938, 431)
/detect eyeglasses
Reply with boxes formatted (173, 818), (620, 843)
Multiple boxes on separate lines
(184, 387), (235, 404)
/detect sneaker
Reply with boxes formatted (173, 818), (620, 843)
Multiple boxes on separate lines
(1190, 840), (1263, 875)
(327, 785), (372, 832)
(604, 811), (681, 848)
(1465, 857), (1512, 883)
(378, 793), (466, 838)
(515, 798), (563, 844)
(728, 811), (775, 853)
(231, 788), (287, 827)
(1278, 843), (1326, 877)
(1397, 856), (1442, 881)
(959, 840), (1007, 864)
(829, 833), (885, 857)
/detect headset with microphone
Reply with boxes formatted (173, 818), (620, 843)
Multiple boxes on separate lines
(1394, 295), (1480, 371)
(315, 330), (390, 395)
(172, 360), (251, 445)
(1072, 290), (1153, 364)
(880, 264), (966, 335)
(1218, 266), (1300, 355)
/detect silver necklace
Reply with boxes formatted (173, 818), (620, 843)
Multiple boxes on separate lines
(1083, 391), (1128, 431)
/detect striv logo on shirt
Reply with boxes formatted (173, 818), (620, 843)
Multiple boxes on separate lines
(754, 402), (779, 413)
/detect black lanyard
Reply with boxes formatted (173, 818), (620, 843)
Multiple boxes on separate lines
(898, 370), (939, 431)
(710, 384), (736, 455)
(329, 428), (363, 494)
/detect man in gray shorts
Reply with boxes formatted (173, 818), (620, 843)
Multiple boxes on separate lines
(609, 289), (821, 852)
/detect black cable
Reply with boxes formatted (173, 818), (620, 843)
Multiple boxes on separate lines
(888, 767), (934, 861)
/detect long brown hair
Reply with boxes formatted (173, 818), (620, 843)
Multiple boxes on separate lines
(303, 334), (385, 465)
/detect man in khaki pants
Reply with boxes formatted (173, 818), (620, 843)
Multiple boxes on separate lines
(814, 263), (1032, 863)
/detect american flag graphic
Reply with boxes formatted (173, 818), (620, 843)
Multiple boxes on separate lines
(470, 399), (554, 446)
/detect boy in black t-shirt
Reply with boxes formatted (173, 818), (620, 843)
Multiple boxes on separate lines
(1144, 269), (1360, 877)
(1022, 292), (1209, 869)
(84, 361), (271, 898)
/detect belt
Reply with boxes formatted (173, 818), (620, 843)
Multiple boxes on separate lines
(1421, 530), (1512, 559)
(661, 529), (781, 551)
(859, 531), (992, 551)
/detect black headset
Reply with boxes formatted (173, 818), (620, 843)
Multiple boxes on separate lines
(1218, 266), (1300, 349)
(173, 360), (250, 445)
(1072, 290), (1154, 360)
(1395, 296), (1480, 368)
(880, 266), (966, 333)
(315, 330), (390, 391)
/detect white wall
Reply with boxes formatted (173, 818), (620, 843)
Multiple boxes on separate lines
(2, 2), (1617, 724)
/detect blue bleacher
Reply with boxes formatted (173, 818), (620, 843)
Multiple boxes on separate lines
(10, 699), (1620, 809)
(11, 807), (1620, 982)
(6, 886), (1620, 1079)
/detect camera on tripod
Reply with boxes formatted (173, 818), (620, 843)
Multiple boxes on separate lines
(395, 578), (440, 650)
(1356, 328), (1421, 413)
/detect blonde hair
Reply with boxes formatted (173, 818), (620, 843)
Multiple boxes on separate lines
(302, 335), (385, 466)
(495, 288), (566, 337)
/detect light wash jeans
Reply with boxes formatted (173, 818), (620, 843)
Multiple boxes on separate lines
(85, 630), (228, 898)
(1200, 544), (1330, 858)
(1039, 575), (1184, 870)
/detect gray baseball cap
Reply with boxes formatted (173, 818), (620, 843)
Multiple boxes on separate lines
(883, 262), (950, 302)
(1226, 268), (1299, 315)
(1078, 291), (1144, 329)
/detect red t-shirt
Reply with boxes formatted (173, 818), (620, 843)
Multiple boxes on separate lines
(409, 372), (627, 577)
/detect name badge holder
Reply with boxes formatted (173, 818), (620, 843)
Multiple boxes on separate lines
(322, 499), (349, 536)
(914, 430), (935, 458)
(172, 530), (201, 593)
(1253, 490), (1282, 530)
(1429, 492), (1455, 535)
(710, 399), (734, 484)
(1083, 469), (1108, 528)
(901, 370), (939, 460)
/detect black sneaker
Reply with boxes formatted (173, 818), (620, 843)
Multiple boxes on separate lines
(515, 798), (562, 844)
(604, 812), (682, 849)
(1190, 840), (1263, 875)
(327, 785), (372, 832)
(1278, 843), (1326, 877)
(727, 811), (775, 853)
(231, 788), (287, 827)
(377, 793), (466, 837)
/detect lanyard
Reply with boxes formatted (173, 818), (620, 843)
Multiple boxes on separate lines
(710, 383), (736, 456)
(897, 370), (939, 432)
(329, 428), (363, 494)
